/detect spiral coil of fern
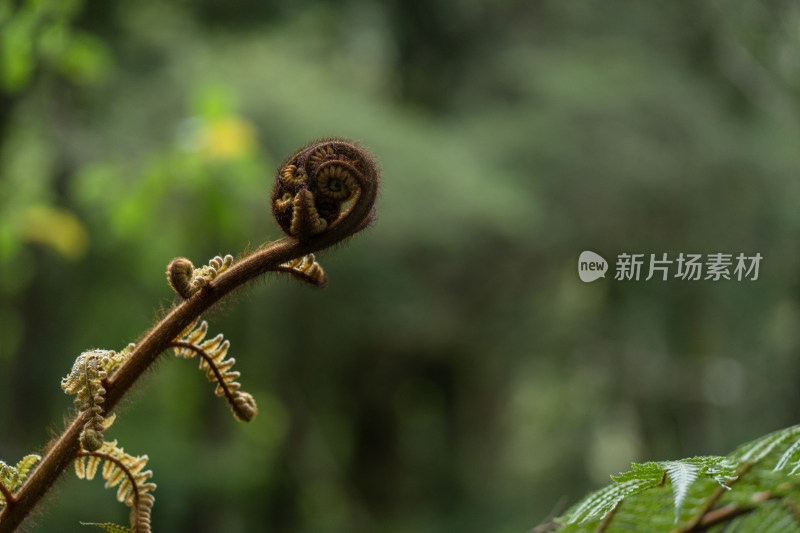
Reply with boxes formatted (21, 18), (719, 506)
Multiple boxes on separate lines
(271, 138), (379, 244)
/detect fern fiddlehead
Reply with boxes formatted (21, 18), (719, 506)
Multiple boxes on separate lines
(166, 254), (234, 300)
(0, 139), (379, 533)
(271, 138), (379, 243)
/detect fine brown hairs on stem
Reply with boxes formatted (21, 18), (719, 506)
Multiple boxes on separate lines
(271, 138), (379, 243)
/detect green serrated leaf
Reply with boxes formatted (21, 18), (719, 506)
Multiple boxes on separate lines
(774, 433), (800, 474)
(728, 425), (800, 466)
(557, 456), (735, 528)
(552, 422), (800, 532)
(610, 461), (666, 483)
(707, 500), (800, 533)
(559, 477), (662, 525)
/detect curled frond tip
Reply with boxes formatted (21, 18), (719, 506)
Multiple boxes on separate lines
(167, 254), (234, 298)
(271, 138), (379, 243)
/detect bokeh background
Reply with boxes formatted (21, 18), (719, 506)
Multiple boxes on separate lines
(2, 1), (800, 531)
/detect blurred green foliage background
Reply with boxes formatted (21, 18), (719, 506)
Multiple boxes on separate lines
(1, 0), (800, 531)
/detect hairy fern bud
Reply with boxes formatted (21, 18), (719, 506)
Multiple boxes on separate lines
(167, 255), (233, 298)
(166, 257), (195, 299)
(271, 138), (379, 242)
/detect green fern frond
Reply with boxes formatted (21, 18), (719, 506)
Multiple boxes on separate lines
(80, 522), (132, 533)
(555, 425), (800, 532)
(171, 320), (258, 422)
(62, 346), (132, 451)
(559, 475), (661, 525)
(561, 457), (732, 526)
(75, 440), (156, 533)
(664, 461), (699, 520)
(775, 438), (800, 474)
(723, 500), (800, 533)
(275, 253), (327, 287)
(729, 425), (800, 467)
(0, 455), (41, 505)
(662, 458), (731, 520)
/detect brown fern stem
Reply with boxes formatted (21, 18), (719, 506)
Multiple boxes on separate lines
(0, 141), (378, 531)
(169, 341), (248, 420)
(0, 242), (340, 531)
(0, 484), (14, 507)
(691, 504), (756, 531)
(683, 488), (779, 532)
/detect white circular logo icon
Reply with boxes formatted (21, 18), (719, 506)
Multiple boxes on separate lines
(578, 251), (608, 282)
